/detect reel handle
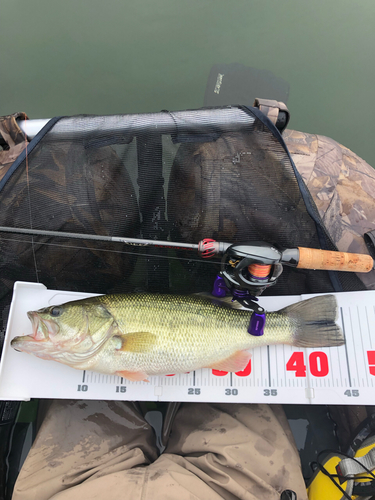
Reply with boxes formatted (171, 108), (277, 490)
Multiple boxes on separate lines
(297, 247), (374, 273)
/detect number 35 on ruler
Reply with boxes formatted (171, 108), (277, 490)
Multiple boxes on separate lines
(286, 350), (375, 377)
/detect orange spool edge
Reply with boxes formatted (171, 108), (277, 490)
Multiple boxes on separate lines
(248, 263), (272, 278)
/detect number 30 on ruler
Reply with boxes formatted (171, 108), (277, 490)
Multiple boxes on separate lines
(286, 350), (375, 377)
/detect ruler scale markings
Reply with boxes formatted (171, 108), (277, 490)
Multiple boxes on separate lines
(336, 344), (343, 387)
(349, 308), (360, 387)
(358, 306), (369, 386)
(6, 288), (375, 404)
(275, 346), (279, 386)
(328, 347), (334, 387)
(366, 308), (372, 349)
(305, 347), (312, 401)
(340, 307), (352, 387)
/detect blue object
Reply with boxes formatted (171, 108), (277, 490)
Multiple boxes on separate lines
(212, 275), (229, 297)
(248, 311), (266, 336)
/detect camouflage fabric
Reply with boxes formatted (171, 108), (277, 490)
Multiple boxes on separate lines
(0, 139), (140, 295)
(253, 98), (290, 129)
(284, 129), (375, 289)
(0, 112), (29, 182)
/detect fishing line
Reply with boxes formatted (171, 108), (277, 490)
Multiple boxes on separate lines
(0, 236), (226, 267)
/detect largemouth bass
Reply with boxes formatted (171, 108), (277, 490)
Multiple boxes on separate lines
(11, 293), (343, 381)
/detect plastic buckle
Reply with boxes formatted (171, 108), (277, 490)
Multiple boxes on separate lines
(248, 311), (266, 336)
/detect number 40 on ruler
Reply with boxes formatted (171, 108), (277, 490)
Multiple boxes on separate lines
(286, 350), (375, 378)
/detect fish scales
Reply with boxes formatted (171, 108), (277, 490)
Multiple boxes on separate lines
(96, 294), (289, 375)
(11, 293), (344, 381)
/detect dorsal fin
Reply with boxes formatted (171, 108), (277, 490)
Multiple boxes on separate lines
(193, 292), (244, 309)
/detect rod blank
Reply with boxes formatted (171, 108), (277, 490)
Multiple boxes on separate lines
(0, 226), (198, 251)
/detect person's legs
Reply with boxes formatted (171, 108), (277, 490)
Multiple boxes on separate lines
(13, 402), (307, 500)
(12, 400), (158, 500)
(148, 403), (308, 500)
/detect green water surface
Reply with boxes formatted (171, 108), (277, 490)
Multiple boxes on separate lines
(2, 0), (375, 166)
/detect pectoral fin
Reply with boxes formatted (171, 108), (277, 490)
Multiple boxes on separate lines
(114, 332), (156, 353)
(208, 350), (251, 372)
(116, 370), (149, 382)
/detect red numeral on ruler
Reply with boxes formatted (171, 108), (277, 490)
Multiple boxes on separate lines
(367, 351), (375, 376)
(286, 351), (329, 377)
(309, 352), (329, 377)
(212, 360), (252, 377)
(286, 352), (306, 377)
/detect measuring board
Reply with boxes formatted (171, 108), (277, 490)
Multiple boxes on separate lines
(1, 281), (374, 405)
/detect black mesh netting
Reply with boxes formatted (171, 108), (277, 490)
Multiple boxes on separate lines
(0, 106), (365, 353)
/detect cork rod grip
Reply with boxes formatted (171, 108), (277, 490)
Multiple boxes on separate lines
(297, 247), (374, 273)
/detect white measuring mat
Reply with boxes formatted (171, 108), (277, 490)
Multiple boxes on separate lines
(1, 281), (374, 404)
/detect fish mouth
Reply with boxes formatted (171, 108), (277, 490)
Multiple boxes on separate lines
(27, 311), (60, 341)
(11, 312), (60, 353)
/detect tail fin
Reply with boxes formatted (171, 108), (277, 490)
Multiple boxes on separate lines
(281, 295), (344, 348)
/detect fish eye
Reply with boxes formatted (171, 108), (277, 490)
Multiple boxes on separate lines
(50, 306), (63, 317)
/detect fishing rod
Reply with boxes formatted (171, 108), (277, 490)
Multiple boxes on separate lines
(0, 225), (373, 270)
(0, 225), (373, 281)
(1, 225), (373, 336)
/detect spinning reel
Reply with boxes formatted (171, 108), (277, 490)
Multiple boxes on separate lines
(197, 238), (374, 336)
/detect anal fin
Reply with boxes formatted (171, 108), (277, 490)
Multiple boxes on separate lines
(208, 350), (251, 373)
(116, 370), (149, 382)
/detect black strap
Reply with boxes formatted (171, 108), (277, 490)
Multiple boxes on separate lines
(364, 231), (375, 260)
(352, 480), (375, 496)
